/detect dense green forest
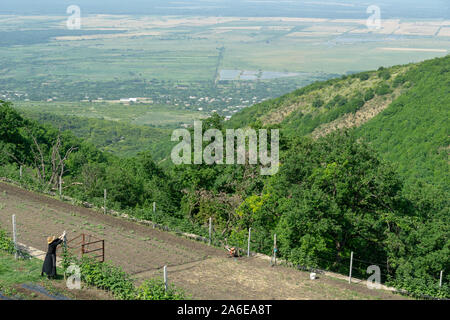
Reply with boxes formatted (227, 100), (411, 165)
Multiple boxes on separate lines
(22, 112), (174, 161)
(0, 55), (448, 298)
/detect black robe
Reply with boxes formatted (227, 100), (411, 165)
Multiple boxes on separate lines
(41, 238), (63, 278)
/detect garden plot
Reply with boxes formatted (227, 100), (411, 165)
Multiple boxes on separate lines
(0, 183), (213, 275)
(0, 182), (407, 300)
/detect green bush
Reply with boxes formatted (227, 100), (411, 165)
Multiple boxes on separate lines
(364, 88), (375, 101)
(390, 278), (449, 299)
(325, 94), (347, 109)
(347, 96), (365, 113)
(77, 256), (136, 300)
(0, 164), (45, 192)
(136, 279), (186, 300)
(378, 69), (391, 80)
(0, 226), (31, 259)
(63, 253), (185, 300)
(358, 73), (370, 81)
(312, 98), (324, 108)
(332, 94), (347, 107)
(393, 75), (406, 88)
(0, 229), (15, 254)
(375, 83), (392, 95)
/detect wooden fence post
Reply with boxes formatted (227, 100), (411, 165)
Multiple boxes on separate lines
(153, 202), (156, 213)
(63, 234), (67, 250)
(440, 270), (444, 288)
(63, 234), (67, 280)
(102, 240), (105, 263)
(59, 176), (62, 198)
(247, 227), (251, 257)
(163, 265), (168, 292)
(209, 217), (212, 246)
(349, 251), (354, 284)
(273, 233), (277, 266)
(12, 215), (17, 259)
(104, 189), (107, 214)
(19, 165), (23, 179)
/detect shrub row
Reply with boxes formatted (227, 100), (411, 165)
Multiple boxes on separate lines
(63, 253), (186, 300)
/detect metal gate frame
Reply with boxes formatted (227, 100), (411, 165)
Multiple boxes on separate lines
(64, 233), (105, 262)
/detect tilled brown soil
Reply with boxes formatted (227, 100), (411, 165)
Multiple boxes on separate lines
(0, 182), (407, 300)
(0, 182), (221, 275)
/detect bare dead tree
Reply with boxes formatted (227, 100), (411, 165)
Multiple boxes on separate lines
(47, 134), (77, 189)
(25, 128), (77, 189)
(27, 130), (46, 184)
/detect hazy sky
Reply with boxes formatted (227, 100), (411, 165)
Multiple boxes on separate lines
(1, 0), (449, 19)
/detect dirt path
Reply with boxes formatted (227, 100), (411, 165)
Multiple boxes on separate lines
(0, 182), (407, 300)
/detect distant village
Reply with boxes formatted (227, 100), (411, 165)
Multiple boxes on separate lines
(1, 90), (269, 120)
(0, 74), (315, 119)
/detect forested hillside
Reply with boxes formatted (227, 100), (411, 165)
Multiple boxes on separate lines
(229, 55), (449, 191)
(22, 112), (174, 161)
(0, 55), (448, 298)
(354, 57), (449, 190)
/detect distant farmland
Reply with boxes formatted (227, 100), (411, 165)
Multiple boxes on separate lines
(0, 15), (448, 119)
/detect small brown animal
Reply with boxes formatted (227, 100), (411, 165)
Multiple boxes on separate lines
(226, 246), (239, 258)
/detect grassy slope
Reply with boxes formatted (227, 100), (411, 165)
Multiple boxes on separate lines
(228, 55), (449, 188)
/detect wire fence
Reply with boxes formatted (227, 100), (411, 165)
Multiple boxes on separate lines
(1, 170), (448, 299)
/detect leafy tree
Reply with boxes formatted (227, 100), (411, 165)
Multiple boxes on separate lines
(386, 182), (450, 298)
(269, 131), (404, 271)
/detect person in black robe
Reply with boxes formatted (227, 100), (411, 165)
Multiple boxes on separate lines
(41, 231), (66, 279)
